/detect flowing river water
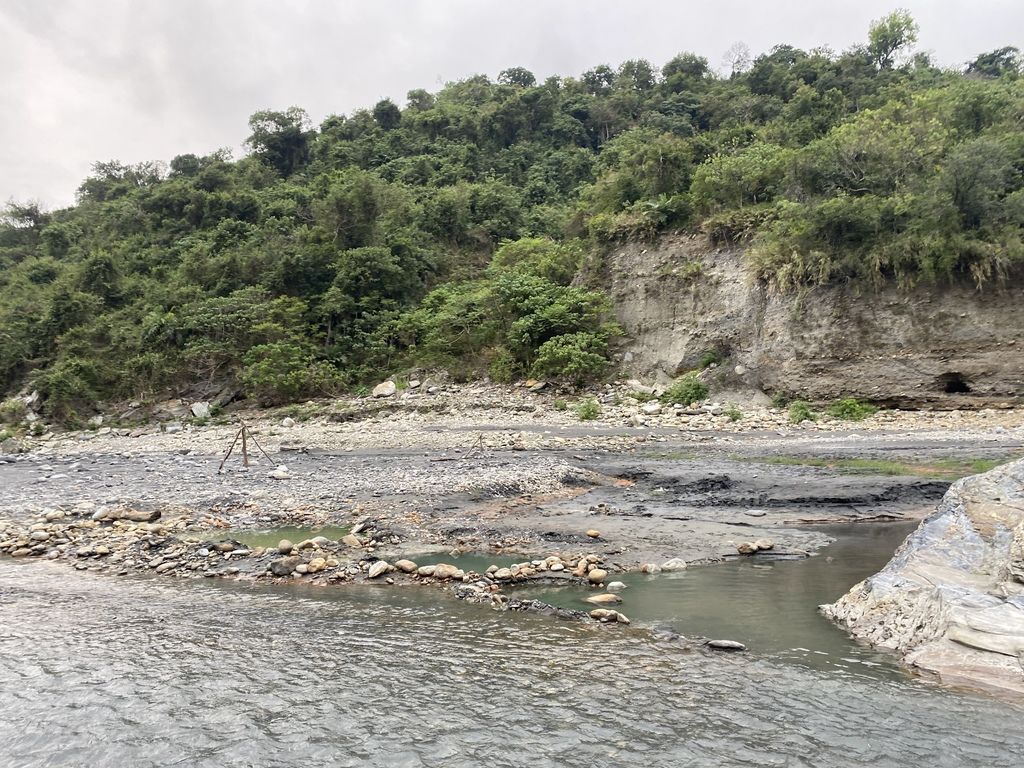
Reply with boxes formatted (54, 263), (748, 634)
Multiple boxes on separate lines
(2, 522), (1023, 767)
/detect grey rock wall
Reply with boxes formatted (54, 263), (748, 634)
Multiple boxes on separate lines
(821, 459), (1024, 694)
(603, 235), (1024, 406)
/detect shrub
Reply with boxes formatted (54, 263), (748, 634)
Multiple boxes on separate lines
(530, 332), (610, 385)
(34, 357), (100, 423)
(703, 204), (779, 244)
(0, 398), (27, 425)
(827, 398), (879, 421)
(586, 209), (661, 242)
(661, 373), (708, 405)
(240, 342), (340, 406)
(725, 404), (743, 422)
(487, 347), (520, 383)
(691, 143), (791, 212)
(788, 401), (816, 423)
(553, 398), (568, 411)
(697, 350), (720, 369)
(574, 398), (601, 420)
(489, 238), (583, 286)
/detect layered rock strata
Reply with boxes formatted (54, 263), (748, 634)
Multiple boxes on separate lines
(823, 459), (1024, 694)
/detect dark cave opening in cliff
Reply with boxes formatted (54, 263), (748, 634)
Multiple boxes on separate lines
(938, 372), (972, 394)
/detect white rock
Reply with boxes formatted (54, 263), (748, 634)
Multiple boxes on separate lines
(190, 402), (211, 419)
(661, 558), (687, 571)
(587, 593), (622, 604)
(268, 465), (291, 480)
(707, 639), (746, 651)
(281, 417), (296, 428)
(372, 380), (397, 398)
(641, 402), (662, 415)
(367, 560), (389, 579)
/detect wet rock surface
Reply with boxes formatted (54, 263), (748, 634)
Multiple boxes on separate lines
(823, 458), (1024, 694)
(497, 452), (954, 567)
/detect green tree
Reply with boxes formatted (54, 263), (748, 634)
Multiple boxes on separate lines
(372, 99), (402, 130)
(498, 67), (536, 87)
(867, 9), (919, 69)
(967, 47), (1023, 79)
(245, 107), (314, 176)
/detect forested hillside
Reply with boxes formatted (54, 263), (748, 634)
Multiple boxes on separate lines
(1, 11), (1022, 421)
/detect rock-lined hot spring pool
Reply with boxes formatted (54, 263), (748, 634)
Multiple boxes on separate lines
(2, 522), (1023, 767)
(520, 522), (918, 675)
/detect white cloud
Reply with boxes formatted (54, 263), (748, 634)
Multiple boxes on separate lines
(1, 0), (1020, 207)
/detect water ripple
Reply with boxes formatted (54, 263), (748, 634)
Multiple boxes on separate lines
(1, 560), (1022, 767)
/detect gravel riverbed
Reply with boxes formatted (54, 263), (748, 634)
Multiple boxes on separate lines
(3, 386), (1023, 622)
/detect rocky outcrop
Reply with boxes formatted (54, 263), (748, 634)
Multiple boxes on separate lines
(604, 235), (1024, 405)
(822, 459), (1024, 694)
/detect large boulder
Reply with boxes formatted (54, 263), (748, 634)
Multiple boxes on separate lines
(0, 437), (27, 454)
(270, 556), (302, 577)
(822, 459), (1024, 694)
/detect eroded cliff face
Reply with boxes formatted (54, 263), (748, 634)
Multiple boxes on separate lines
(821, 459), (1024, 695)
(603, 235), (1024, 406)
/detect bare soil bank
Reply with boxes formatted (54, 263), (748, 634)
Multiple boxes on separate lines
(605, 236), (1024, 407)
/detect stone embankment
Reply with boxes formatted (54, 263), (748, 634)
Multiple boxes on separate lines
(0, 502), (633, 626)
(822, 458), (1024, 694)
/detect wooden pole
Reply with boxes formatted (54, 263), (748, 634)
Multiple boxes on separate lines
(245, 429), (276, 464)
(241, 425), (249, 467)
(217, 427), (243, 473)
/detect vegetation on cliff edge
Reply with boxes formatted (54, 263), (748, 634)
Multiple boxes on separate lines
(1, 11), (1022, 418)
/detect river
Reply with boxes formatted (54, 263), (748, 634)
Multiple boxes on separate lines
(2, 524), (1023, 767)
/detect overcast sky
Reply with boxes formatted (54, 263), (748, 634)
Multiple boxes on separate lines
(2, 0), (1021, 208)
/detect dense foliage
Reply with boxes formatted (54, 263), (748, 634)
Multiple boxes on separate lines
(1, 12), (1021, 418)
